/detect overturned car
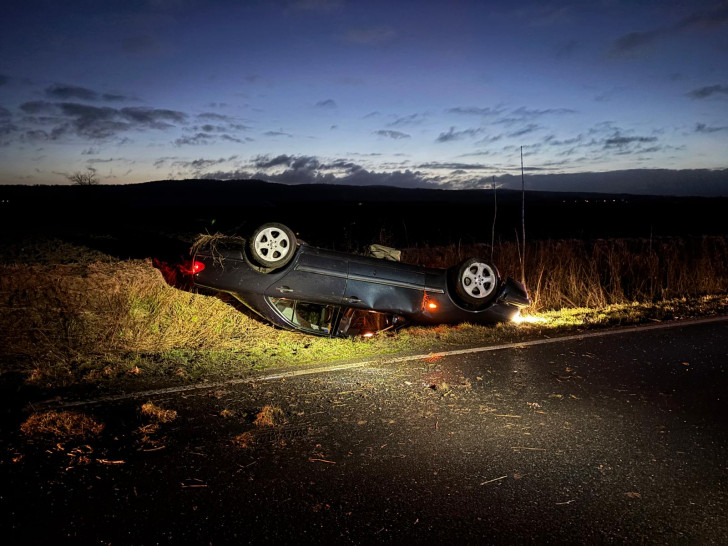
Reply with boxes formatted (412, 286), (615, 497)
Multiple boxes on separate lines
(191, 223), (530, 338)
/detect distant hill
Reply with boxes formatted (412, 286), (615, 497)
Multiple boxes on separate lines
(1, 179), (726, 244)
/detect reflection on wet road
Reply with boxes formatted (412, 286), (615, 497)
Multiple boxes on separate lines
(3, 320), (727, 543)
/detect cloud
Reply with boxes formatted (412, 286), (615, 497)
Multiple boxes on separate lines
(175, 127), (247, 145)
(496, 107), (576, 126)
(345, 27), (396, 45)
(696, 123), (728, 133)
(510, 4), (574, 28)
(120, 106), (186, 127)
(175, 132), (212, 146)
(19, 101), (57, 114)
(604, 135), (658, 147)
(153, 156), (178, 168)
(417, 162), (488, 170)
(163, 155), (240, 178)
(446, 106), (504, 117)
(55, 103), (127, 139)
(0, 75), (8, 86)
(474, 134), (503, 146)
(508, 123), (541, 137)
(446, 106), (573, 123)
(176, 112), (251, 143)
(85, 157), (117, 164)
(177, 152), (728, 196)
(687, 85), (728, 99)
(374, 130), (410, 139)
(197, 112), (230, 121)
(45, 84), (98, 101)
(252, 154), (298, 169)
(511, 107), (576, 118)
(336, 77), (364, 85)
(0, 106), (17, 144)
(495, 169), (728, 196)
(200, 166), (437, 189)
(436, 127), (484, 143)
(315, 99), (337, 108)
(222, 134), (248, 143)
(16, 100), (189, 141)
(285, 0), (342, 12)
(122, 35), (164, 56)
(387, 113), (427, 127)
(676, 5), (728, 31)
(202, 154), (439, 189)
(609, 30), (661, 58)
(102, 93), (130, 102)
(44, 84), (134, 102)
(263, 130), (293, 138)
(609, 5), (728, 58)
(174, 156), (237, 170)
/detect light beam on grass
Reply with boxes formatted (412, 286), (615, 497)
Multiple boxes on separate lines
(511, 311), (548, 324)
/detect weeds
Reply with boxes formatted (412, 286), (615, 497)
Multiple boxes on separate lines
(1, 236), (727, 389)
(403, 236), (728, 310)
(254, 405), (286, 427)
(232, 431), (256, 448)
(140, 402), (178, 423)
(20, 410), (105, 439)
(190, 233), (247, 266)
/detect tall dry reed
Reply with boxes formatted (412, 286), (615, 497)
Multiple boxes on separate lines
(402, 236), (728, 310)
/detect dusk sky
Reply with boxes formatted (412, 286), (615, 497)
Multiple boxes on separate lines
(1, 0), (727, 194)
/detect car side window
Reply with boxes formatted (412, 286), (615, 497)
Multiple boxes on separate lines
(269, 298), (336, 334)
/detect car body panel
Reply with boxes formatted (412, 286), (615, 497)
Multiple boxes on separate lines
(192, 239), (530, 337)
(266, 247), (348, 304)
(344, 257), (426, 315)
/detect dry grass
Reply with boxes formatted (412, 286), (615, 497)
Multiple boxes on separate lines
(140, 402), (178, 423)
(1, 236), (727, 388)
(0, 259), (259, 383)
(191, 233), (247, 266)
(20, 410), (104, 439)
(403, 236), (728, 311)
(232, 431), (256, 448)
(232, 405), (286, 449)
(254, 405), (286, 427)
(0, 257), (403, 385)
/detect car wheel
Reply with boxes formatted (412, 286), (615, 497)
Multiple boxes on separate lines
(454, 258), (499, 306)
(248, 223), (297, 268)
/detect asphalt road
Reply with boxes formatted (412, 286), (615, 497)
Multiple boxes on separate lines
(3, 319), (727, 544)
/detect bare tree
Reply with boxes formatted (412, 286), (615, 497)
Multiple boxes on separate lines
(67, 168), (99, 186)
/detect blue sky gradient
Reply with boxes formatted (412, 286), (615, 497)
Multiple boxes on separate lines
(1, 0), (727, 194)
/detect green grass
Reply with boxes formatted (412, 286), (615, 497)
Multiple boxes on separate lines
(56, 294), (728, 391)
(2, 236), (727, 391)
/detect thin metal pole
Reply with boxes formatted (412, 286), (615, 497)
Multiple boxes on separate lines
(491, 176), (497, 262)
(520, 146), (526, 286)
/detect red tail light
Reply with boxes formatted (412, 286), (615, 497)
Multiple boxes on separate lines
(191, 261), (205, 274)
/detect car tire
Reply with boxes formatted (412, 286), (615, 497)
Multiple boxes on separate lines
(454, 258), (499, 307)
(248, 223), (297, 268)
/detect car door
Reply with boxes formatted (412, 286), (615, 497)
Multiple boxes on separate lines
(264, 246), (348, 304)
(344, 257), (425, 315)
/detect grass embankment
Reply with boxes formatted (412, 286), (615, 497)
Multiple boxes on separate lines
(2, 236), (727, 390)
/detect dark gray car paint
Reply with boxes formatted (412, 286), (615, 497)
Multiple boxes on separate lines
(193, 242), (530, 337)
